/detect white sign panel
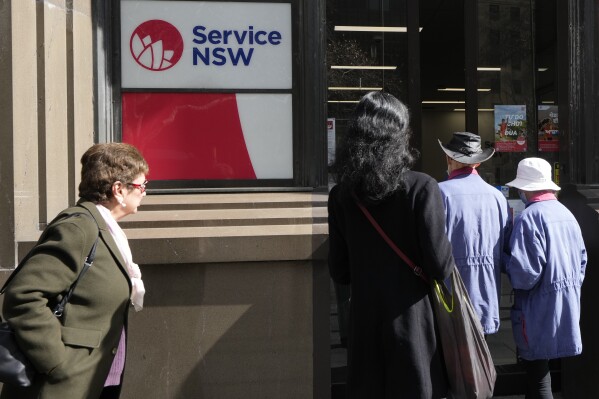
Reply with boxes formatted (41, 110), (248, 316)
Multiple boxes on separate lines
(237, 94), (293, 178)
(121, 1), (292, 89)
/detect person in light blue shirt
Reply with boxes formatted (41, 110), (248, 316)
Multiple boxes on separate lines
(438, 132), (511, 335)
(505, 157), (586, 399)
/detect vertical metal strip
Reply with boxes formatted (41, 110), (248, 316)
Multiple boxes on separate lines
(0, 0), (16, 267)
(36, 0), (47, 226)
(66, 0), (75, 205)
(464, 0), (478, 133)
(407, 0), (422, 168)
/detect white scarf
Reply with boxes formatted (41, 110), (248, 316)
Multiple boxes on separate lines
(96, 204), (145, 311)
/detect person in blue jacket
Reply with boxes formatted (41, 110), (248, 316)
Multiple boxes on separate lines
(438, 132), (511, 335)
(505, 157), (587, 399)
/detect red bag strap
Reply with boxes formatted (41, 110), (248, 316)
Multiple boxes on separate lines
(353, 195), (429, 284)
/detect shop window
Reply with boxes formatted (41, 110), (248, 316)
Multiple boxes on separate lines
(478, 1), (535, 188)
(94, 0), (321, 191)
(118, 1), (293, 187)
(326, 0), (408, 175)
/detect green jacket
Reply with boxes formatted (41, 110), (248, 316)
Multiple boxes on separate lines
(1, 201), (131, 399)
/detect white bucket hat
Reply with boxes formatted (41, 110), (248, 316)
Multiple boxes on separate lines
(505, 157), (561, 191)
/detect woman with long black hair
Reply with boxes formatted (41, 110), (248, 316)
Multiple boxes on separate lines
(328, 91), (454, 398)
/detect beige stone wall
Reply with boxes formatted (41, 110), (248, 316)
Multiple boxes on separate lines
(119, 192), (330, 399)
(0, 0), (95, 269)
(123, 260), (328, 399)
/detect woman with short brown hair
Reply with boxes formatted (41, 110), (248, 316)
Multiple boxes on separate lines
(2, 143), (149, 399)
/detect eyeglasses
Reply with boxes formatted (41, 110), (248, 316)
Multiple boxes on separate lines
(128, 180), (148, 193)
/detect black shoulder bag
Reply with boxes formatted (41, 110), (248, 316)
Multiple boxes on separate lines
(0, 212), (99, 387)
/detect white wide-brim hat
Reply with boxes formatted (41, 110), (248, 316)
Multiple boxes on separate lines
(505, 157), (561, 191)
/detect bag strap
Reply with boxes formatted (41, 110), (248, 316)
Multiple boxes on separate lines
(1, 210), (100, 318)
(52, 229), (99, 317)
(353, 194), (429, 284)
(433, 280), (454, 312)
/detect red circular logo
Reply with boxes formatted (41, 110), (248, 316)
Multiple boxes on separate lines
(130, 20), (184, 71)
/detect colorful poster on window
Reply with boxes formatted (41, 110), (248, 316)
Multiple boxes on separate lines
(494, 105), (527, 152)
(538, 105), (559, 152)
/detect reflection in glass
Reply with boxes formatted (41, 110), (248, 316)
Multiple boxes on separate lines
(326, 0), (408, 160)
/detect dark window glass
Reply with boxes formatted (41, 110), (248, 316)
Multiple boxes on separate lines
(513, 79), (522, 94)
(489, 29), (500, 46)
(489, 4), (499, 21)
(512, 57), (521, 71)
(510, 30), (521, 44)
(511, 6), (520, 21)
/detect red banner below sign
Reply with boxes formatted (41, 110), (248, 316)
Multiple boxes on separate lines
(122, 92), (257, 180)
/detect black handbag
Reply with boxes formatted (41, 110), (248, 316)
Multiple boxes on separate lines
(0, 323), (34, 387)
(431, 270), (497, 399)
(354, 197), (497, 399)
(0, 212), (99, 387)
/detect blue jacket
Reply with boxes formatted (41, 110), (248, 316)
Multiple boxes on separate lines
(439, 168), (511, 334)
(506, 195), (586, 360)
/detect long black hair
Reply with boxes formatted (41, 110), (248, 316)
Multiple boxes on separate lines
(332, 91), (418, 201)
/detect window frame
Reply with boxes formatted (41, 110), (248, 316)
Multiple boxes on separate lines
(94, 0), (327, 193)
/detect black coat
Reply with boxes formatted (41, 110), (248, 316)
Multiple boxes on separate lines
(328, 171), (454, 399)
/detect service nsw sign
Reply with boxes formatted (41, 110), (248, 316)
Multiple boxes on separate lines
(121, 1), (292, 89)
